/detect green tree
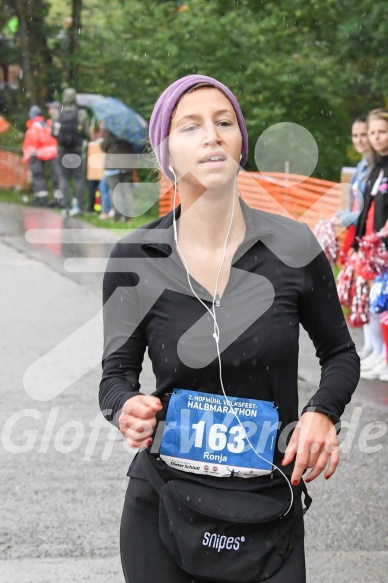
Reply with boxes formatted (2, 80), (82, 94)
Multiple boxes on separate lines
(3, 0), (388, 176)
(336, 1), (388, 113)
(13, 0), (56, 105)
(77, 0), (352, 178)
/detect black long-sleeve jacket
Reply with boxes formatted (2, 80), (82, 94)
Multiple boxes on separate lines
(353, 155), (388, 248)
(100, 200), (360, 479)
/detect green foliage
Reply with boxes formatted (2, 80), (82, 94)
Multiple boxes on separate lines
(1, 0), (388, 179)
(336, 1), (388, 110)
(77, 0), (352, 177)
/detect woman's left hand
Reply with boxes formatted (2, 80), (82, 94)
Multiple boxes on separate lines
(281, 412), (339, 485)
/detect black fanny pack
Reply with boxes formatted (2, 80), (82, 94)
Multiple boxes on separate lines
(142, 452), (311, 583)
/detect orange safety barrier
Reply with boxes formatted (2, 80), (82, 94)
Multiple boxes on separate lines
(159, 171), (344, 232)
(0, 116), (10, 133)
(0, 148), (29, 189)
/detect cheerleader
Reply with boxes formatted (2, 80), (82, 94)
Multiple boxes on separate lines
(354, 110), (388, 380)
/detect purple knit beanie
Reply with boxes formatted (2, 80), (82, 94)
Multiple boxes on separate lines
(149, 74), (248, 180)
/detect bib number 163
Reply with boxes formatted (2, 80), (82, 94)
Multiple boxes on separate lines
(192, 421), (247, 453)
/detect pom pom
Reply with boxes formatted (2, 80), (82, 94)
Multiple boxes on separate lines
(336, 255), (356, 307)
(313, 219), (339, 266)
(347, 275), (370, 327)
(356, 233), (388, 279)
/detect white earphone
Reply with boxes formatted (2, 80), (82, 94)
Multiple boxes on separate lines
(169, 151), (292, 509)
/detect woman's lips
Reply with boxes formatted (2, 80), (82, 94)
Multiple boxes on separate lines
(200, 159), (226, 166)
(199, 152), (227, 163)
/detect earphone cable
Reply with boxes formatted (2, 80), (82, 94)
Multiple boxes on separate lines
(170, 167), (293, 514)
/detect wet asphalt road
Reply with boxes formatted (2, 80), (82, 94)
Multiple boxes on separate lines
(0, 201), (387, 582)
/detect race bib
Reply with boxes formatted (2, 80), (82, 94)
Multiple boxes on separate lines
(159, 389), (279, 478)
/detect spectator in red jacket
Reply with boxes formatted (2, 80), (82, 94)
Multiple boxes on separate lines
(22, 105), (62, 206)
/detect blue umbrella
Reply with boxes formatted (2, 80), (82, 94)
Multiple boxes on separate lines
(90, 97), (148, 149)
(76, 93), (106, 108)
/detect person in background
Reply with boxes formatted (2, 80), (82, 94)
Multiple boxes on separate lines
(100, 129), (133, 222)
(86, 122), (104, 214)
(353, 109), (388, 380)
(86, 121), (113, 219)
(22, 105), (60, 206)
(333, 116), (374, 256)
(98, 175), (113, 220)
(332, 116), (374, 361)
(46, 101), (63, 206)
(52, 88), (89, 216)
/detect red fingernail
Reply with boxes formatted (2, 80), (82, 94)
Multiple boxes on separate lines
(147, 438), (152, 445)
(305, 478), (311, 483)
(292, 480), (299, 486)
(325, 475), (330, 480)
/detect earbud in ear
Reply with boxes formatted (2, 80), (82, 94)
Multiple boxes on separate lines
(239, 154), (242, 161)
(169, 164), (178, 184)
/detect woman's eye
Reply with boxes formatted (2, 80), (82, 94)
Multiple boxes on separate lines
(182, 125), (198, 132)
(218, 121), (232, 127)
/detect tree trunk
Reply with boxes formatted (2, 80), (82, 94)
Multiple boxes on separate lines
(13, 0), (56, 106)
(69, 0), (82, 84)
(14, 0), (35, 103)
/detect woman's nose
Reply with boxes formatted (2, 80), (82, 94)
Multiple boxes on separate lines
(202, 123), (221, 144)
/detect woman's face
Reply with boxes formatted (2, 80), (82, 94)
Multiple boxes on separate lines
(368, 118), (388, 156)
(168, 87), (243, 192)
(351, 121), (370, 155)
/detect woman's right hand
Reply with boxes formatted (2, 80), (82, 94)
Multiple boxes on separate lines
(118, 395), (163, 449)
